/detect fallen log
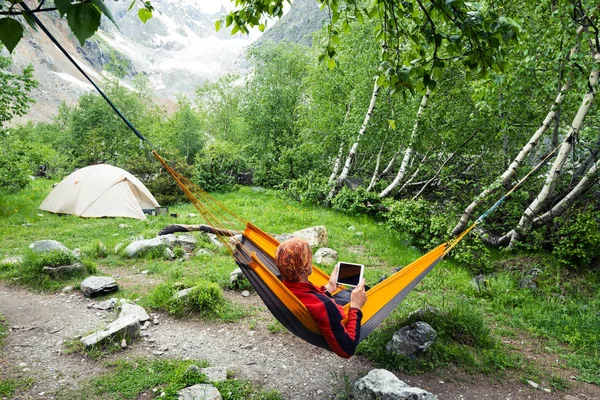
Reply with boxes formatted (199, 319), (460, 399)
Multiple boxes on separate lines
(158, 224), (242, 236)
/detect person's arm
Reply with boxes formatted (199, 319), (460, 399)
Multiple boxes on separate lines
(315, 279), (367, 358)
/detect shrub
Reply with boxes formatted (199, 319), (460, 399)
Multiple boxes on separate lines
(126, 149), (194, 206)
(184, 281), (226, 315)
(383, 199), (442, 249)
(552, 207), (600, 268)
(282, 172), (328, 204)
(194, 140), (249, 192)
(331, 187), (383, 215)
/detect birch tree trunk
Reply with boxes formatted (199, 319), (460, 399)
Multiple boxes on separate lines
(378, 88), (431, 198)
(328, 141), (345, 185)
(451, 27), (584, 236)
(326, 80), (380, 203)
(504, 50), (600, 247)
(451, 81), (571, 235)
(533, 156), (600, 227)
(366, 140), (386, 191)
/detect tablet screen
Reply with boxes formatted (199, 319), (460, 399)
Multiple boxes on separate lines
(336, 262), (364, 287)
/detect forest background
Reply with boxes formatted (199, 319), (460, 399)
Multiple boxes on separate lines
(0, 0), (599, 394)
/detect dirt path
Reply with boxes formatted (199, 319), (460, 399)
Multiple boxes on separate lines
(1, 283), (598, 400)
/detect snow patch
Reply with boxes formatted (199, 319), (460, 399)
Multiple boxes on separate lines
(51, 72), (94, 90)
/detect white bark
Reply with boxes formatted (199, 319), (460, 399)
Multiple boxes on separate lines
(326, 81), (380, 202)
(328, 141), (345, 185)
(378, 88), (431, 198)
(506, 50), (600, 247)
(533, 157), (600, 226)
(451, 81), (571, 235)
(366, 141), (386, 192)
(452, 28), (585, 236)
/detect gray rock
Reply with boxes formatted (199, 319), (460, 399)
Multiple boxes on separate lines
(62, 286), (74, 293)
(173, 234), (197, 252)
(519, 276), (537, 290)
(118, 224), (131, 229)
(228, 234), (243, 247)
(354, 369), (437, 400)
(80, 276), (118, 297)
(314, 247), (338, 265)
(291, 226), (328, 248)
(124, 235), (176, 258)
(73, 248), (82, 257)
(473, 274), (488, 292)
(119, 303), (150, 323)
(348, 226), (356, 231)
(386, 322), (437, 358)
(526, 268), (543, 278)
(356, 231), (364, 236)
(527, 380), (539, 389)
(94, 298), (118, 310)
(272, 233), (294, 242)
(229, 268), (247, 288)
(42, 262), (84, 279)
(29, 240), (75, 257)
(206, 234), (224, 248)
(408, 307), (440, 320)
(173, 287), (196, 300)
(196, 249), (213, 257)
(80, 315), (140, 348)
(178, 384), (222, 400)
(164, 247), (176, 260)
(187, 213), (197, 218)
(241, 290), (250, 297)
(1, 256), (23, 265)
(121, 338), (128, 349)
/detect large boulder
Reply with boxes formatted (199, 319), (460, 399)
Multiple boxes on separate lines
(386, 321), (437, 358)
(80, 276), (118, 297)
(29, 240), (76, 257)
(178, 384), (222, 400)
(124, 235), (176, 258)
(80, 315), (140, 348)
(173, 234), (197, 252)
(354, 369), (437, 400)
(314, 247), (338, 265)
(1, 256), (23, 265)
(292, 226), (328, 248)
(229, 268), (247, 288)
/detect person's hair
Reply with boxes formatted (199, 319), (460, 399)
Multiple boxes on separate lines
(275, 238), (312, 282)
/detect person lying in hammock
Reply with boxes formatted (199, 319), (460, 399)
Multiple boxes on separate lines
(275, 238), (367, 358)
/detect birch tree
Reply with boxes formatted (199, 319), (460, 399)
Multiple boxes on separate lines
(378, 88), (431, 198)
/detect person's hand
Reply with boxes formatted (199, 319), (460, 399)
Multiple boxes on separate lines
(350, 278), (367, 310)
(325, 263), (340, 294)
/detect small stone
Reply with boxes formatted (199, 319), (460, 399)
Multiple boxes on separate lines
(152, 351), (164, 356)
(153, 318), (160, 325)
(527, 380), (539, 389)
(62, 286), (74, 293)
(187, 213), (197, 218)
(141, 270), (149, 275)
(348, 226), (356, 231)
(121, 338), (127, 349)
(18, 362), (27, 367)
(356, 231), (364, 236)
(241, 290), (250, 297)
(542, 388), (551, 393)
(141, 321), (151, 330)
(118, 224), (131, 229)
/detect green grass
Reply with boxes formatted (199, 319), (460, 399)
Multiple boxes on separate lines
(1, 180), (599, 385)
(56, 358), (281, 400)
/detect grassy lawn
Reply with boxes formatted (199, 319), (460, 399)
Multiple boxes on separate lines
(1, 179), (598, 389)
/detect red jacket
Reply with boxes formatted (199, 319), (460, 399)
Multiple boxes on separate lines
(284, 281), (362, 358)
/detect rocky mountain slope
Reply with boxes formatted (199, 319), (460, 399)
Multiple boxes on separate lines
(8, 0), (327, 125)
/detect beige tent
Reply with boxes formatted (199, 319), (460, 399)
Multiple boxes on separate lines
(40, 164), (159, 220)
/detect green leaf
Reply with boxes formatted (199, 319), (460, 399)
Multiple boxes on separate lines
(0, 18), (23, 53)
(127, 0), (136, 12)
(258, 23), (265, 32)
(67, 2), (102, 45)
(215, 19), (222, 32)
(92, 0), (116, 25)
(54, 0), (72, 17)
(225, 15), (233, 27)
(327, 57), (336, 70)
(138, 8), (152, 23)
(387, 119), (396, 130)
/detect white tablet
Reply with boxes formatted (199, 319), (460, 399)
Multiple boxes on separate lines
(336, 262), (364, 287)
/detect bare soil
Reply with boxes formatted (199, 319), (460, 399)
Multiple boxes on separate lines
(1, 282), (599, 400)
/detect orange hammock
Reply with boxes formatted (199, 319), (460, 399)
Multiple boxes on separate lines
(153, 151), (475, 349)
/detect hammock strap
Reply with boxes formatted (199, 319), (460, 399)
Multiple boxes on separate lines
(21, 2), (152, 146)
